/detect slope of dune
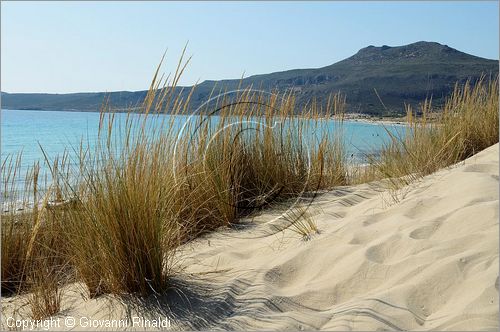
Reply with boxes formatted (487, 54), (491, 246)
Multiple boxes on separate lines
(2, 144), (498, 331)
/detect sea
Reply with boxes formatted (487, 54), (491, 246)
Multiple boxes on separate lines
(1, 109), (404, 203)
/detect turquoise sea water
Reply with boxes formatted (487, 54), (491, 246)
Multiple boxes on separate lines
(1, 109), (404, 186)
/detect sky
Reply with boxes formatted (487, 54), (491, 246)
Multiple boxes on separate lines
(1, 1), (498, 94)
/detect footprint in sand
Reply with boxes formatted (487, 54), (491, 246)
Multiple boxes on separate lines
(362, 213), (385, 226)
(463, 163), (498, 174)
(409, 222), (441, 240)
(365, 234), (409, 264)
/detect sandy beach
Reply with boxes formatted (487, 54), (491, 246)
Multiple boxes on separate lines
(342, 113), (408, 126)
(2, 143), (498, 331)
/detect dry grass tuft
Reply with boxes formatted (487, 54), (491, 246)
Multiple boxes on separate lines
(367, 76), (498, 189)
(281, 206), (320, 241)
(27, 263), (62, 320)
(59, 80), (346, 295)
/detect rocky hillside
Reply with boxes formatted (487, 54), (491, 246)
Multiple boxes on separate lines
(2, 41), (497, 115)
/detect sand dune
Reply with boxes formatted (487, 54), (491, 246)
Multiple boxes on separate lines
(2, 144), (498, 331)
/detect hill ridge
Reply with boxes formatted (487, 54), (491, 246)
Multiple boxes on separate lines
(2, 41), (497, 115)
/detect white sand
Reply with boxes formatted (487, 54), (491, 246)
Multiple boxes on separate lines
(2, 144), (498, 331)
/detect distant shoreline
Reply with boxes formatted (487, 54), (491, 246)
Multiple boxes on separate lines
(343, 113), (407, 126)
(2, 108), (408, 125)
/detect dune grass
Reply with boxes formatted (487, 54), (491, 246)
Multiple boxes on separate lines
(57, 80), (347, 296)
(1, 156), (43, 296)
(281, 206), (320, 241)
(368, 76), (498, 188)
(1, 156), (69, 320)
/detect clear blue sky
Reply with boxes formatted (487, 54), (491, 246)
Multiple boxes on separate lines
(1, 1), (498, 93)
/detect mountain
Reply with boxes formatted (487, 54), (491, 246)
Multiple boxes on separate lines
(2, 41), (497, 115)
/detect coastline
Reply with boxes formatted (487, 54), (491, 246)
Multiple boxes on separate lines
(2, 108), (408, 125)
(342, 112), (408, 126)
